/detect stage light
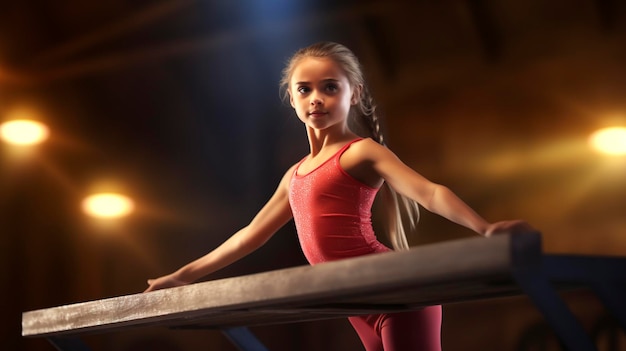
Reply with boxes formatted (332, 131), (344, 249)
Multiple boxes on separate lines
(82, 193), (135, 218)
(589, 127), (626, 156)
(0, 119), (49, 145)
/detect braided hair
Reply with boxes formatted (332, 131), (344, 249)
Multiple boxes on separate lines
(280, 42), (420, 250)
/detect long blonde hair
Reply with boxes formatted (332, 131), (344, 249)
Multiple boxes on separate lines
(280, 41), (419, 250)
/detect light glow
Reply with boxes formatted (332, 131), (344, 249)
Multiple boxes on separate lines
(589, 127), (626, 155)
(82, 193), (135, 218)
(0, 119), (49, 145)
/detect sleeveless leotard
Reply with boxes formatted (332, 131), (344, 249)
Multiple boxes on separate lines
(288, 138), (442, 351)
(288, 138), (391, 265)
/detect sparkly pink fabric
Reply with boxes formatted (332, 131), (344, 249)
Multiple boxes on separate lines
(289, 139), (442, 350)
(289, 139), (391, 265)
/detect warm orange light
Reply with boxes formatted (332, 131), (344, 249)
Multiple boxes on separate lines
(82, 193), (135, 218)
(589, 127), (626, 155)
(0, 119), (49, 145)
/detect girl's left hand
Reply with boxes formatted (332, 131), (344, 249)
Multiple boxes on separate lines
(143, 274), (189, 293)
(484, 220), (536, 237)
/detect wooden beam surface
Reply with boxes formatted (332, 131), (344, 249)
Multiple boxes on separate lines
(23, 232), (540, 338)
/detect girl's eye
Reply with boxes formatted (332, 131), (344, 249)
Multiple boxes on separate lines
(325, 84), (338, 92)
(297, 86), (310, 94)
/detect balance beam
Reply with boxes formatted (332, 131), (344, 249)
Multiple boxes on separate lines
(22, 232), (626, 351)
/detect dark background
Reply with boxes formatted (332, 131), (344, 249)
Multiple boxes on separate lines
(2, 0), (625, 350)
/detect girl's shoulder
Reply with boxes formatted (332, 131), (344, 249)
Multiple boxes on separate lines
(348, 137), (394, 159)
(279, 162), (300, 186)
(350, 137), (380, 150)
(341, 137), (399, 168)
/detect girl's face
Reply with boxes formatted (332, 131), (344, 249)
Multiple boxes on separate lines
(288, 57), (357, 132)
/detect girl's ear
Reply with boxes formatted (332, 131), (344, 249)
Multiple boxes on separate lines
(288, 90), (295, 108)
(351, 84), (363, 105)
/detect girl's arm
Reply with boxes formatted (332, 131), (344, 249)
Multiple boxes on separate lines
(361, 140), (533, 236)
(144, 165), (296, 292)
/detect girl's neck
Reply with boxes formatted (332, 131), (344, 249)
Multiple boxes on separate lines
(306, 126), (359, 157)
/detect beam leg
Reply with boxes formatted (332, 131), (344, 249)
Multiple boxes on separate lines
(542, 255), (626, 333)
(513, 270), (598, 351)
(221, 327), (269, 351)
(47, 337), (92, 351)
(592, 281), (626, 331)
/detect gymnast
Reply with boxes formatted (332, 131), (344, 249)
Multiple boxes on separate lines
(145, 41), (533, 350)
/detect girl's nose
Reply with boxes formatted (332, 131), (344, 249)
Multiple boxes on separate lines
(310, 97), (322, 106)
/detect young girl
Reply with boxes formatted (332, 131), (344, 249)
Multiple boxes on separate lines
(145, 42), (533, 350)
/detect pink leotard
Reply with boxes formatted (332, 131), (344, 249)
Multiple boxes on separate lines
(289, 138), (441, 351)
(289, 138), (390, 265)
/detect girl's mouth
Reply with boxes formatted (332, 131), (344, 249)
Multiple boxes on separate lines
(309, 111), (327, 117)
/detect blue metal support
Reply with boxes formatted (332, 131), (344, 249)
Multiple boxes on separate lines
(48, 336), (92, 351)
(222, 327), (270, 351)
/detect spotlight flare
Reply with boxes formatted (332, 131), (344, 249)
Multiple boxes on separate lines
(589, 127), (626, 155)
(0, 120), (49, 145)
(82, 193), (135, 218)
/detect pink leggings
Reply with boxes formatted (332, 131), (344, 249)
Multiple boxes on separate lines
(348, 306), (442, 351)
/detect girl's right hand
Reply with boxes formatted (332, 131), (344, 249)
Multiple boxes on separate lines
(143, 274), (189, 293)
(484, 219), (536, 237)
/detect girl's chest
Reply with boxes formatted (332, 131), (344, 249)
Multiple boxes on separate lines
(298, 148), (382, 188)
